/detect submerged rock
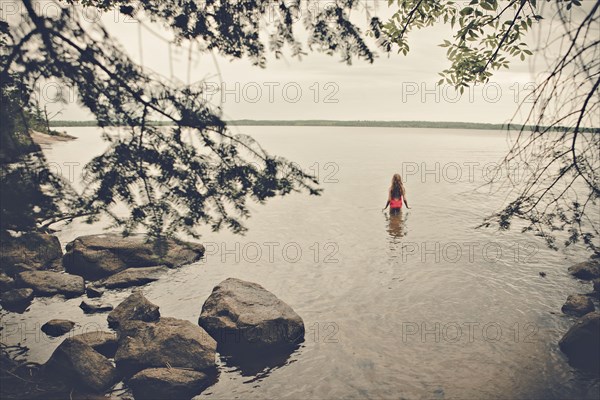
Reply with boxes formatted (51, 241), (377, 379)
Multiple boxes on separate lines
(568, 260), (600, 280)
(41, 319), (76, 337)
(80, 300), (114, 314)
(115, 317), (216, 376)
(128, 368), (213, 400)
(198, 278), (305, 350)
(44, 337), (118, 392)
(559, 312), (600, 371)
(0, 272), (15, 291)
(72, 331), (118, 358)
(0, 232), (62, 275)
(101, 266), (168, 289)
(62, 234), (205, 280)
(0, 288), (34, 310)
(562, 294), (595, 317)
(107, 291), (160, 330)
(86, 285), (104, 298)
(16, 270), (84, 297)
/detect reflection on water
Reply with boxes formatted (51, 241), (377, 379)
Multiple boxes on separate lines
(385, 209), (407, 239)
(218, 344), (301, 378)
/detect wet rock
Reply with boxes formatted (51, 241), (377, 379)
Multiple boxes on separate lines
(72, 331), (118, 358)
(44, 337), (118, 392)
(63, 234), (205, 280)
(0, 232), (62, 275)
(115, 317), (216, 376)
(559, 312), (600, 371)
(128, 368), (213, 400)
(0, 272), (15, 291)
(198, 278), (305, 350)
(86, 285), (104, 298)
(562, 294), (595, 317)
(16, 270), (84, 297)
(101, 266), (168, 289)
(0, 288), (34, 310)
(593, 279), (600, 293)
(41, 319), (76, 337)
(568, 260), (600, 280)
(80, 300), (114, 314)
(107, 291), (160, 330)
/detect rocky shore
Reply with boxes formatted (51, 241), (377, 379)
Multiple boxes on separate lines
(559, 257), (600, 371)
(0, 231), (304, 399)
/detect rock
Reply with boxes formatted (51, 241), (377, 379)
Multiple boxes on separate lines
(47, 257), (65, 272)
(101, 266), (168, 289)
(0, 272), (15, 291)
(115, 317), (216, 376)
(562, 294), (595, 317)
(593, 279), (600, 293)
(568, 260), (600, 280)
(198, 278), (305, 350)
(559, 312), (600, 371)
(80, 300), (114, 314)
(107, 291), (160, 330)
(72, 331), (118, 358)
(16, 270), (84, 297)
(44, 337), (118, 392)
(128, 368), (213, 400)
(86, 285), (104, 298)
(41, 319), (76, 337)
(63, 234), (205, 280)
(0, 288), (34, 310)
(0, 232), (62, 275)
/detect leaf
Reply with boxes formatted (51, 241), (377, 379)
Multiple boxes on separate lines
(460, 7), (474, 16)
(481, 1), (495, 11)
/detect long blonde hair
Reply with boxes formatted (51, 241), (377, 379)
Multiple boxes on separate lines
(390, 173), (405, 199)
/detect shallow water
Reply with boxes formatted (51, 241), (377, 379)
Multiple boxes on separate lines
(2, 126), (599, 399)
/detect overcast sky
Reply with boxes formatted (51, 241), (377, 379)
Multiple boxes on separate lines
(25, 0), (592, 124)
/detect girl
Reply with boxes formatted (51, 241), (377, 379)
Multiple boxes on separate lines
(383, 173), (410, 214)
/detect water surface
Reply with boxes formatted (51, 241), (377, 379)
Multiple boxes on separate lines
(2, 126), (598, 399)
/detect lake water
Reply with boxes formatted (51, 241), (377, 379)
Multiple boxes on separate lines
(2, 126), (599, 399)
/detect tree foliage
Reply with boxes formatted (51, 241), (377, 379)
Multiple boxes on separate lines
(1, 0), (375, 239)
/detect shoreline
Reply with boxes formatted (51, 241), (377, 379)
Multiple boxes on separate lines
(49, 120), (600, 132)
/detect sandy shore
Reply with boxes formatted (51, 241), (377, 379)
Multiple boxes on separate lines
(30, 130), (77, 145)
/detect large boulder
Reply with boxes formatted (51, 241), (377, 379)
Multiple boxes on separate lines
(107, 291), (160, 330)
(568, 260), (600, 280)
(62, 234), (205, 280)
(0, 232), (62, 275)
(44, 337), (118, 392)
(128, 368), (213, 400)
(198, 278), (305, 350)
(0, 288), (34, 311)
(72, 331), (118, 358)
(16, 270), (84, 297)
(41, 319), (76, 337)
(101, 266), (168, 289)
(559, 312), (600, 371)
(115, 317), (216, 376)
(562, 294), (595, 317)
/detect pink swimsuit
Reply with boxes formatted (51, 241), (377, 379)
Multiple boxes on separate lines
(390, 197), (403, 209)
